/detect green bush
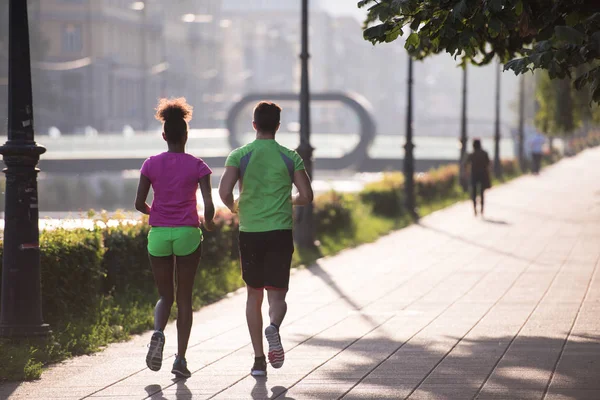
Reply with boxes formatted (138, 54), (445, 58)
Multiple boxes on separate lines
(314, 191), (356, 235)
(0, 229), (105, 323)
(359, 173), (404, 217)
(417, 164), (459, 201)
(102, 223), (152, 295)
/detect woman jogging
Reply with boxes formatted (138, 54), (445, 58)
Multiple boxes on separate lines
(135, 97), (215, 378)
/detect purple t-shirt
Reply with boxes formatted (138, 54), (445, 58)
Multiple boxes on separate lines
(141, 152), (212, 227)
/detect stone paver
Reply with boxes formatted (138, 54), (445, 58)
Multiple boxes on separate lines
(1, 148), (599, 400)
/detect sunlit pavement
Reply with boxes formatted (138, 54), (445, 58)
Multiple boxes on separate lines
(2, 148), (599, 400)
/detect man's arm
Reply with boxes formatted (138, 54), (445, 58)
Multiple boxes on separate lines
(292, 169), (313, 206)
(218, 166), (239, 213)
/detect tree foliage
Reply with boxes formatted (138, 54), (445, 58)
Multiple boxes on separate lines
(535, 70), (600, 136)
(359, 0), (600, 102)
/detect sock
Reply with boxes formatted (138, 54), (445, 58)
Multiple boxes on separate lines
(255, 355), (266, 362)
(270, 322), (280, 331)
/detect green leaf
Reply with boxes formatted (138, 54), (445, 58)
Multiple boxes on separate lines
(406, 32), (420, 48)
(554, 26), (586, 45)
(488, 0), (504, 13)
(488, 17), (502, 37)
(452, 0), (467, 19)
(515, 0), (523, 16)
(565, 12), (582, 27)
(385, 26), (403, 42)
(364, 24), (390, 42)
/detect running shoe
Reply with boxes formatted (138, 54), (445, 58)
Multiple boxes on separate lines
(251, 355), (267, 377)
(172, 356), (192, 378)
(265, 324), (285, 369)
(146, 330), (165, 371)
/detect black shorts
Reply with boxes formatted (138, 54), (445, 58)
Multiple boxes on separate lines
(239, 229), (294, 290)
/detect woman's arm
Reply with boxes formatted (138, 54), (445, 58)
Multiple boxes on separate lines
(199, 174), (216, 231)
(135, 174), (152, 215)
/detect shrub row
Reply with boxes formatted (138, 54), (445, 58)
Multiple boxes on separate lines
(566, 130), (600, 156)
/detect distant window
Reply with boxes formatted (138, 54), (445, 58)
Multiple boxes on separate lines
(62, 24), (83, 53)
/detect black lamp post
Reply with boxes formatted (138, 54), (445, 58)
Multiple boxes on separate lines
(0, 0), (50, 338)
(493, 61), (502, 178)
(459, 64), (468, 190)
(404, 55), (417, 219)
(294, 0), (315, 248)
(518, 74), (526, 172)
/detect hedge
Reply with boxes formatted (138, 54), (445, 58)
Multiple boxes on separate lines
(0, 155), (560, 381)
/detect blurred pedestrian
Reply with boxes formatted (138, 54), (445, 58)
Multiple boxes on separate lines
(464, 138), (491, 217)
(529, 131), (546, 175)
(135, 97), (216, 378)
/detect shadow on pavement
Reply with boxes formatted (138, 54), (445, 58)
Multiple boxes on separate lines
(482, 218), (511, 225)
(145, 384), (166, 399)
(282, 334), (600, 399)
(417, 222), (553, 266)
(144, 379), (191, 400)
(307, 262), (381, 329)
(251, 376), (268, 399)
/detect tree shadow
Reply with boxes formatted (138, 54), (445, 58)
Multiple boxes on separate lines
(280, 334), (600, 399)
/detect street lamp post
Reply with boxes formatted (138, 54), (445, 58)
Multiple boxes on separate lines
(404, 55), (417, 219)
(294, 0), (315, 248)
(459, 64), (468, 190)
(140, 2), (148, 132)
(518, 74), (526, 172)
(493, 61), (502, 178)
(0, 0), (50, 338)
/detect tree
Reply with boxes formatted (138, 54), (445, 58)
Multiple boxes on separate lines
(535, 69), (600, 138)
(359, 0), (600, 101)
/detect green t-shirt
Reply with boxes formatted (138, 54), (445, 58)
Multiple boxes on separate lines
(225, 139), (305, 232)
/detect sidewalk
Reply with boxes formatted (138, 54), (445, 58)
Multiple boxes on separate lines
(2, 148), (599, 400)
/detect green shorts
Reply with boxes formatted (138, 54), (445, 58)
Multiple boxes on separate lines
(147, 227), (202, 257)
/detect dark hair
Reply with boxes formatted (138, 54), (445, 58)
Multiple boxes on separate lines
(154, 97), (193, 143)
(473, 138), (482, 150)
(253, 101), (281, 133)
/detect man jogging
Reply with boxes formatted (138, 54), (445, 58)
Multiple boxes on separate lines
(218, 101), (313, 377)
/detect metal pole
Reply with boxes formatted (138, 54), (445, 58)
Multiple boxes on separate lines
(0, 0), (50, 338)
(493, 61), (502, 178)
(518, 74), (526, 172)
(459, 64), (468, 190)
(404, 56), (417, 219)
(140, 2), (148, 131)
(295, 0), (315, 248)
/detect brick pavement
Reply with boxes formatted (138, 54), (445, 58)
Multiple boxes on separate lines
(1, 148), (599, 400)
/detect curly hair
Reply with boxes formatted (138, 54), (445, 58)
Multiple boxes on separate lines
(155, 97), (193, 122)
(154, 97), (193, 143)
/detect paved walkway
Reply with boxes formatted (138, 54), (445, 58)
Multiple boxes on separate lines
(2, 148), (599, 400)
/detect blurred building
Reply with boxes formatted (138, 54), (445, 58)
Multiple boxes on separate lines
(0, 0), (523, 138)
(16, 0), (223, 135)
